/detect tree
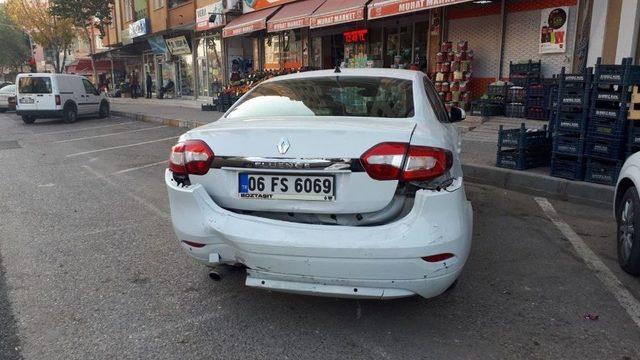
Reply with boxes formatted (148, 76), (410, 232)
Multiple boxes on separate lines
(0, 5), (31, 74)
(50, 0), (114, 82)
(5, 0), (76, 73)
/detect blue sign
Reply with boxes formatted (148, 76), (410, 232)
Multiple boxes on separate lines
(148, 36), (167, 54)
(129, 18), (148, 38)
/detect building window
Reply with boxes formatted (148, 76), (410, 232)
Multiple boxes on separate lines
(153, 0), (165, 10)
(123, 0), (134, 22)
(169, 0), (190, 9)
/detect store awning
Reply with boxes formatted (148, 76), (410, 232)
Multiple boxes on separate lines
(267, 0), (326, 32)
(309, 0), (368, 29)
(65, 58), (124, 75)
(368, 0), (472, 20)
(222, 6), (282, 38)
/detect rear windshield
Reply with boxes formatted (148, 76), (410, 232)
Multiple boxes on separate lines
(227, 76), (414, 119)
(19, 77), (52, 94)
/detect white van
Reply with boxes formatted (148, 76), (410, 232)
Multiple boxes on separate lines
(16, 73), (109, 124)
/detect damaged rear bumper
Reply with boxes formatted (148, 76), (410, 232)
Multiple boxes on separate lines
(165, 169), (473, 299)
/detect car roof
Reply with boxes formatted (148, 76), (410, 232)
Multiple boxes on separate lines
(17, 73), (87, 79)
(263, 68), (423, 83)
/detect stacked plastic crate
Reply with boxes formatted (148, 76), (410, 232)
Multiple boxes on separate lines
(526, 82), (553, 120)
(505, 86), (526, 118)
(585, 58), (640, 185)
(496, 123), (550, 170)
(546, 77), (559, 131)
(550, 67), (592, 180)
(509, 60), (542, 87)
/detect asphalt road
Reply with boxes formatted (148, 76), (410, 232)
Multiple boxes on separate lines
(0, 112), (639, 359)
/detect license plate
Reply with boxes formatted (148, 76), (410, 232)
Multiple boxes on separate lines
(238, 174), (335, 201)
(19, 97), (34, 104)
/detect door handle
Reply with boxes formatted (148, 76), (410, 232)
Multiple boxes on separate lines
(36, 94), (43, 97)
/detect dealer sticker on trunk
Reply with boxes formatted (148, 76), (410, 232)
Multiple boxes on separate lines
(238, 173), (335, 201)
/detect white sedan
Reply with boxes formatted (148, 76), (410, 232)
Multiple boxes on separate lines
(165, 69), (473, 299)
(0, 84), (16, 112)
(615, 153), (640, 275)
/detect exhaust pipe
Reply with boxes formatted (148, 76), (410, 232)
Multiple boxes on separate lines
(208, 269), (222, 281)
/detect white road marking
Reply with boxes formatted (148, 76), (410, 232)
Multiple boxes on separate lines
(66, 136), (178, 158)
(112, 160), (166, 175)
(54, 125), (167, 143)
(36, 121), (136, 135)
(37, 183), (55, 188)
(535, 197), (640, 329)
(83, 165), (170, 219)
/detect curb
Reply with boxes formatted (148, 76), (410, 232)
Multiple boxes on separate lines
(111, 109), (614, 209)
(462, 164), (613, 209)
(112, 110), (206, 129)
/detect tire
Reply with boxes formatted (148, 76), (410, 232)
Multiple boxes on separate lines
(63, 104), (77, 123)
(617, 186), (640, 276)
(21, 115), (35, 124)
(98, 101), (110, 119)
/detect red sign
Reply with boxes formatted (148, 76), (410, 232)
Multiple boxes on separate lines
(368, 0), (471, 20)
(222, 20), (265, 37)
(309, 7), (364, 28)
(343, 29), (367, 43)
(267, 16), (309, 32)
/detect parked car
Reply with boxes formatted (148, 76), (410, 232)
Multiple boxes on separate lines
(0, 81), (12, 90)
(0, 84), (16, 112)
(165, 69), (473, 299)
(15, 73), (110, 124)
(615, 153), (640, 275)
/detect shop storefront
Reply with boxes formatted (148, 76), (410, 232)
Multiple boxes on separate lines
(195, 2), (225, 99)
(166, 35), (195, 98)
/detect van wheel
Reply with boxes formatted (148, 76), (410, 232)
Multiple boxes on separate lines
(99, 101), (110, 118)
(63, 105), (77, 123)
(21, 115), (35, 124)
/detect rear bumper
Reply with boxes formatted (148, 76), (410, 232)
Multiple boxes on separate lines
(166, 169), (473, 299)
(16, 109), (63, 118)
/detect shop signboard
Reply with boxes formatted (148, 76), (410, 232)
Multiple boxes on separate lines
(267, 16), (308, 32)
(243, 0), (295, 13)
(223, 20), (265, 37)
(148, 36), (168, 54)
(196, 2), (225, 31)
(539, 7), (569, 54)
(309, 7), (365, 29)
(129, 18), (149, 38)
(166, 36), (192, 55)
(368, 0), (471, 20)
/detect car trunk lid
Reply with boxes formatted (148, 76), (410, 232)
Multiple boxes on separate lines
(185, 116), (416, 214)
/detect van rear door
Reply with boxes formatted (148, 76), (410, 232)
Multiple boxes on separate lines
(18, 75), (53, 110)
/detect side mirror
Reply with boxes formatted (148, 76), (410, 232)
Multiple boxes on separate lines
(450, 107), (466, 122)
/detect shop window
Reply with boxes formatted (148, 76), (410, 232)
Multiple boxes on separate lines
(368, 27), (383, 62)
(310, 37), (322, 69)
(413, 21), (428, 71)
(169, 0), (190, 9)
(196, 36), (223, 97)
(282, 30), (302, 69)
(385, 25), (412, 68)
(264, 34), (280, 70)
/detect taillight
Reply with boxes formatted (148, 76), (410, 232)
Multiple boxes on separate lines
(55, 95), (61, 106)
(360, 142), (452, 182)
(168, 140), (214, 176)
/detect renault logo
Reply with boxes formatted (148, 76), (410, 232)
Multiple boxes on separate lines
(277, 137), (290, 155)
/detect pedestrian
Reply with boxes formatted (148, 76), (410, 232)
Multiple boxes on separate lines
(146, 72), (152, 99)
(131, 73), (139, 99)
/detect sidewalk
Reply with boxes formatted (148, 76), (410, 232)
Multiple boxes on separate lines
(110, 97), (614, 208)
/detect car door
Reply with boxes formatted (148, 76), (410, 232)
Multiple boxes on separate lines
(80, 78), (101, 114)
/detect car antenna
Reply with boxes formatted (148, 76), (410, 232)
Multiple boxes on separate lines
(334, 65), (341, 73)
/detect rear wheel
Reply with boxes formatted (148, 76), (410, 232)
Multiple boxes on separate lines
(21, 115), (35, 124)
(63, 104), (77, 123)
(617, 186), (640, 275)
(98, 101), (110, 118)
